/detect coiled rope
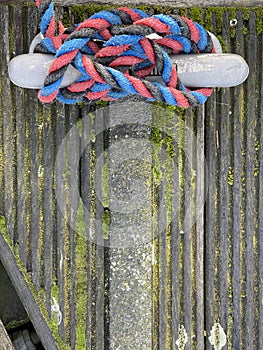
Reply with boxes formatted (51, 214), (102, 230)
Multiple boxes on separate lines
(35, 0), (215, 107)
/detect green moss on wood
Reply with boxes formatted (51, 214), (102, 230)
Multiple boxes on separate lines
(101, 208), (110, 240)
(189, 7), (203, 24)
(101, 160), (110, 208)
(74, 233), (88, 350)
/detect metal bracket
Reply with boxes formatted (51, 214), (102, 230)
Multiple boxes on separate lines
(8, 33), (249, 89)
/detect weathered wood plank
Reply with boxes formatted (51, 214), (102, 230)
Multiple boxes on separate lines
(218, 11), (231, 344)
(0, 6), (15, 242)
(1, 0), (263, 8)
(0, 234), (58, 350)
(54, 103), (67, 342)
(231, 9), (244, 350)
(0, 319), (15, 350)
(13, 5), (27, 267)
(244, 11), (257, 349)
(204, 92), (217, 349)
(94, 107), (107, 350)
(67, 105), (80, 349)
(195, 105), (205, 350)
(79, 104), (93, 350)
(258, 28), (263, 349)
(185, 110), (195, 350)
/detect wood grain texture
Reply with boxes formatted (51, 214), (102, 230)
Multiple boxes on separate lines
(0, 0), (263, 7)
(0, 319), (15, 350)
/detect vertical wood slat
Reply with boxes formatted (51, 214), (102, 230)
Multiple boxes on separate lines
(0, 6), (15, 241)
(28, 90), (41, 290)
(195, 106), (205, 350)
(204, 9), (218, 349)
(13, 5), (27, 266)
(94, 109), (106, 350)
(183, 110), (194, 350)
(205, 9), (229, 350)
(218, 13), (231, 344)
(244, 11), (257, 349)
(171, 110), (180, 350)
(43, 105), (54, 317)
(231, 9), (244, 349)
(204, 93), (217, 349)
(55, 103), (67, 342)
(26, 1), (41, 290)
(79, 105), (92, 350)
(258, 25), (263, 349)
(68, 105), (80, 349)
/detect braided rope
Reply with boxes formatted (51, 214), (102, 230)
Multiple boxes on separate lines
(35, 1), (215, 107)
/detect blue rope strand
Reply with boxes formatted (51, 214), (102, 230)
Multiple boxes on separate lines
(153, 15), (182, 35)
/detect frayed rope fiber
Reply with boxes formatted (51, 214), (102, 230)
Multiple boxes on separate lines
(35, 0), (215, 107)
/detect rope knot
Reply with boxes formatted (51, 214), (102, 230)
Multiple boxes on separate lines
(35, 1), (215, 107)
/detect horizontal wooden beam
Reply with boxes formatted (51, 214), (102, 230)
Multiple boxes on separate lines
(0, 0), (262, 7)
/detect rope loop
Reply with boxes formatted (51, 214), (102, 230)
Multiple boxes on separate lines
(35, 1), (215, 107)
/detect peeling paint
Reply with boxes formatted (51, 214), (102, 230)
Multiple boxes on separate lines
(175, 325), (188, 349)
(51, 297), (63, 326)
(209, 323), (227, 350)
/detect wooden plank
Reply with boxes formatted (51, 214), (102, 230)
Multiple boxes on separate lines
(195, 106), (205, 350)
(42, 105), (54, 317)
(67, 105), (80, 349)
(12, 5), (27, 267)
(171, 111), (180, 350)
(0, 6), (15, 242)
(244, 11), (257, 349)
(79, 104), (93, 350)
(231, 9), (244, 349)
(183, 110), (194, 350)
(54, 103), (67, 343)
(258, 26), (263, 349)
(218, 13), (231, 341)
(28, 89), (41, 291)
(204, 92), (217, 349)
(15, 5), (33, 283)
(94, 106), (107, 350)
(0, 234), (58, 350)
(27, 0), (42, 291)
(0, 319), (15, 350)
